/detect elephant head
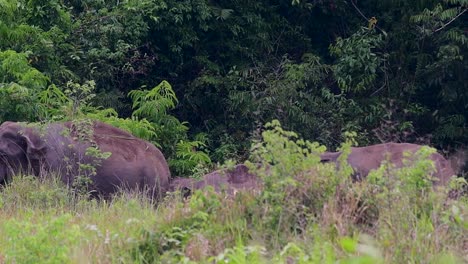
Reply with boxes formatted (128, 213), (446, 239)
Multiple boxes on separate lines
(0, 120), (171, 199)
(320, 151), (342, 163)
(0, 122), (47, 183)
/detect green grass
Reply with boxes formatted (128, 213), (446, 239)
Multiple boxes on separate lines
(0, 171), (465, 263)
(0, 124), (466, 263)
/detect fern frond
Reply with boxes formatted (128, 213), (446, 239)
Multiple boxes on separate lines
(129, 80), (178, 120)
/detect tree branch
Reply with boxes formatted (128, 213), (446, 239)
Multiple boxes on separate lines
(350, 0), (369, 21)
(349, 0), (386, 34)
(434, 8), (467, 33)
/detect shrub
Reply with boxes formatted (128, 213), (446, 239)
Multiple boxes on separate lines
(248, 120), (351, 246)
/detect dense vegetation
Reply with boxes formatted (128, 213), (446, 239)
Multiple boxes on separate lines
(1, 0), (467, 172)
(0, 124), (466, 263)
(0, 0), (467, 262)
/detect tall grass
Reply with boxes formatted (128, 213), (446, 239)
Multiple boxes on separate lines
(0, 123), (466, 263)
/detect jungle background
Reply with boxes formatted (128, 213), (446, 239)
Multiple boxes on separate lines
(0, 0), (467, 263)
(1, 0), (467, 175)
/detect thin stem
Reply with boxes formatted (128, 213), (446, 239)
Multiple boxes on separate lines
(349, 0), (387, 34)
(434, 8), (467, 33)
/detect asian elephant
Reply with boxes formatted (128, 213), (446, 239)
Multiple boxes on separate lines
(170, 164), (260, 197)
(320, 143), (455, 185)
(0, 120), (171, 198)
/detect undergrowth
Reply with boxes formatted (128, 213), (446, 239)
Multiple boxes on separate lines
(0, 121), (466, 263)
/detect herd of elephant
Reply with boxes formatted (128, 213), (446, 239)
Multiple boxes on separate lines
(0, 121), (458, 200)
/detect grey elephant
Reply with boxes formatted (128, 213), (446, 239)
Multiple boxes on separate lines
(0, 120), (171, 198)
(320, 142), (455, 185)
(170, 164), (260, 197)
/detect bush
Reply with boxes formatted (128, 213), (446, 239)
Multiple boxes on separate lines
(0, 122), (466, 263)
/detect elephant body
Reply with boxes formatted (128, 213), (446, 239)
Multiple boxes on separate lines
(170, 164), (259, 197)
(0, 121), (171, 198)
(320, 143), (455, 185)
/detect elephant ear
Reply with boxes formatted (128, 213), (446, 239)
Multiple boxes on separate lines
(0, 122), (26, 157)
(20, 128), (47, 160)
(0, 123), (47, 159)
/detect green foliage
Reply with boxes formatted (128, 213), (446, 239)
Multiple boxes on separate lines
(0, 0), (466, 157)
(0, 0), (74, 82)
(214, 54), (362, 149)
(0, 50), (49, 89)
(391, 0), (467, 146)
(132, 188), (246, 263)
(330, 28), (385, 92)
(129, 81), (188, 146)
(88, 110), (158, 142)
(212, 241), (266, 263)
(34, 77), (211, 176)
(0, 141), (466, 263)
(251, 120), (326, 173)
(38, 84), (70, 120)
(226, 55), (332, 128)
(130, 80), (178, 119)
(62, 0), (150, 86)
(367, 147), (438, 191)
(249, 120), (342, 245)
(63, 80), (97, 118)
(0, 7), (466, 263)
(36, 80), (99, 120)
(210, 133), (242, 163)
(169, 140), (211, 177)
(0, 50), (49, 122)
(411, 1), (468, 36)
(134, 210), (211, 262)
(129, 80), (212, 175)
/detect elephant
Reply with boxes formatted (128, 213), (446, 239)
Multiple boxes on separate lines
(320, 142), (455, 185)
(0, 120), (171, 198)
(169, 164), (260, 197)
